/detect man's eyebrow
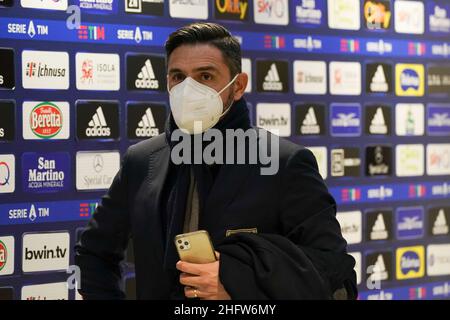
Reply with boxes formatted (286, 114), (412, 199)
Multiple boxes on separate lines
(168, 65), (219, 74)
(168, 68), (184, 74)
(193, 65), (219, 73)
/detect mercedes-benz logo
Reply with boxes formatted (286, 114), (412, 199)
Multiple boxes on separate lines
(0, 161), (11, 186)
(93, 154), (104, 173)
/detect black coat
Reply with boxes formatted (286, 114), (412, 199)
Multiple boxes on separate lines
(75, 129), (356, 299)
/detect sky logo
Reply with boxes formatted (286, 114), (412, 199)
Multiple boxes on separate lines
(330, 103), (361, 137)
(396, 207), (424, 239)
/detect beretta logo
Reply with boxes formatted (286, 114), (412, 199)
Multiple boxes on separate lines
(0, 101), (15, 142)
(256, 60), (289, 93)
(126, 54), (166, 91)
(76, 100), (119, 140)
(0, 48), (15, 90)
(0, 236), (14, 276)
(127, 102), (166, 139)
(22, 152), (70, 193)
(21, 50), (69, 90)
(215, 0), (248, 20)
(125, 0), (164, 16)
(23, 101), (70, 140)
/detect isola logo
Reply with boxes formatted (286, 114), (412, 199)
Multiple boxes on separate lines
(396, 246), (425, 280)
(395, 64), (424, 96)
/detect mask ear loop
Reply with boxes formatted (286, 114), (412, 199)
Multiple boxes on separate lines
(217, 74), (240, 118)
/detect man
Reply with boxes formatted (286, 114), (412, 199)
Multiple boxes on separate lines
(75, 22), (357, 300)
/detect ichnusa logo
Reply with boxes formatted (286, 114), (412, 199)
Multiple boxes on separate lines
(396, 246), (425, 280)
(395, 63), (425, 96)
(21, 50), (69, 90)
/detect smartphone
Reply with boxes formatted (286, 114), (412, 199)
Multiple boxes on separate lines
(174, 230), (217, 264)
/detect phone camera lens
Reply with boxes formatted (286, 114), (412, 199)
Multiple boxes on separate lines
(177, 240), (182, 244)
(180, 245), (184, 250)
(184, 241), (189, 246)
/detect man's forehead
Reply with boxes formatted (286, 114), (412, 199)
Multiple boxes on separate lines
(167, 44), (227, 71)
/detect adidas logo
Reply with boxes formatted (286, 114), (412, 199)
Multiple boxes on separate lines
(432, 209), (449, 235)
(86, 106), (111, 137)
(370, 107), (388, 134)
(370, 65), (388, 92)
(369, 254), (389, 282)
(135, 59), (159, 89)
(263, 63), (283, 91)
(301, 107), (320, 134)
(135, 108), (159, 137)
(370, 213), (388, 240)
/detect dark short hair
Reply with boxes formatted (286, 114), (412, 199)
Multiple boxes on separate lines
(165, 22), (242, 78)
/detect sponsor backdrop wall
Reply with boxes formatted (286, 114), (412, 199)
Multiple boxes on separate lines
(0, 0), (449, 300)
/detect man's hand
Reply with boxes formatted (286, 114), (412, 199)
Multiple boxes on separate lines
(176, 251), (231, 300)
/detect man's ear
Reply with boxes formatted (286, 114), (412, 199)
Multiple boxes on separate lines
(233, 72), (248, 101)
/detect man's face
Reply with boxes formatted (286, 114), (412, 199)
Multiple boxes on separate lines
(167, 44), (246, 112)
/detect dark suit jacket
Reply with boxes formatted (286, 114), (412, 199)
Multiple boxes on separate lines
(75, 128), (354, 299)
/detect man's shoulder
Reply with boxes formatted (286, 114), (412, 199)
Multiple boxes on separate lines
(254, 127), (306, 161)
(126, 133), (169, 162)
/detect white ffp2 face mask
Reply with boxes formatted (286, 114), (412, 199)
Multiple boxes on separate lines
(168, 74), (239, 134)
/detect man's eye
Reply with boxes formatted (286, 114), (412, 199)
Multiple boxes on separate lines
(201, 73), (212, 81)
(172, 74), (185, 82)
